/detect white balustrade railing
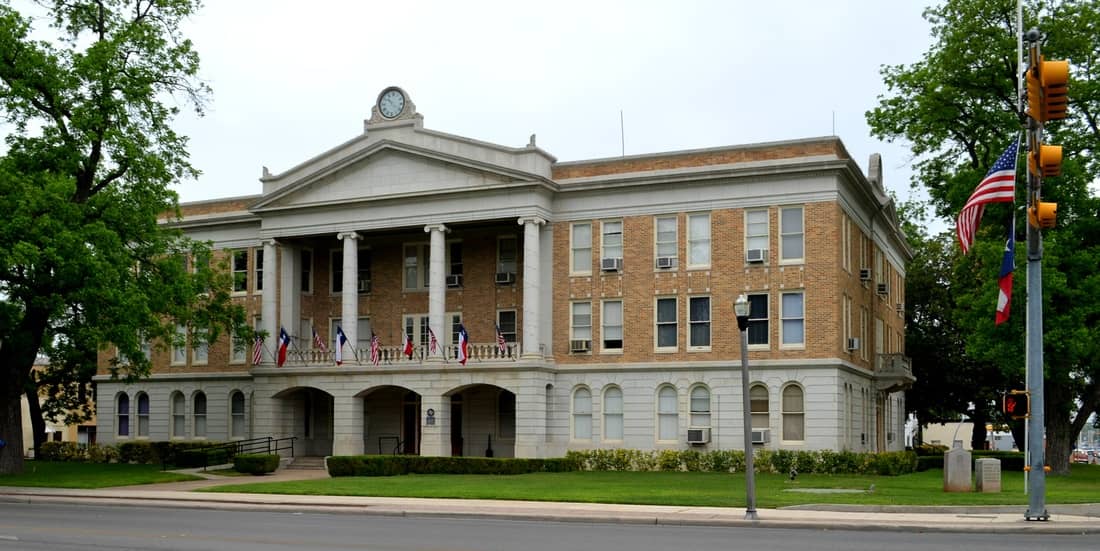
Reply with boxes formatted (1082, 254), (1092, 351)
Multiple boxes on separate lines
(278, 342), (519, 367)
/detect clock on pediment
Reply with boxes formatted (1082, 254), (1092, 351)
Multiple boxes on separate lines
(368, 86), (417, 124)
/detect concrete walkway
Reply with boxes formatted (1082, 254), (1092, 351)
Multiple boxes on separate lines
(2, 467), (1098, 535)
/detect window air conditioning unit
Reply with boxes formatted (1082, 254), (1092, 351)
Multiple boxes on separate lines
(896, 303), (904, 315)
(601, 257), (623, 272)
(876, 283), (889, 295)
(446, 274), (462, 288)
(746, 249), (767, 263)
(846, 337), (861, 351)
(569, 339), (591, 353)
(687, 427), (711, 445)
(751, 428), (770, 445)
(859, 268), (872, 282)
(655, 256), (675, 269)
(357, 279), (371, 293)
(495, 272), (516, 285)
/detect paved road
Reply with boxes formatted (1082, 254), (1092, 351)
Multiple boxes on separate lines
(1, 502), (1096, 551)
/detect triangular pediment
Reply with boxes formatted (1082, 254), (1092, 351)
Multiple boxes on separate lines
(253, 142), (541, 211)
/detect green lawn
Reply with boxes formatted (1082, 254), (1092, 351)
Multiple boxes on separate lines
(201, 464), (1100, 508)
(0, 462), (201, 488)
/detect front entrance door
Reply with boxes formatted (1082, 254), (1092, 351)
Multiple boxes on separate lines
(402, 391), (420, 455)
(451, 395), (464, 456)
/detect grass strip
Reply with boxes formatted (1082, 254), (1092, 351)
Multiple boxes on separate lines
(0, 461), (201, 488)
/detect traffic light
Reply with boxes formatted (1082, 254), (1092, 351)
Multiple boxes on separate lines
(1003, 390), (1030, 420)
(1025, 57), (1069, 123)
(1028, 143), (1063, 178)
(1028, 202), (1057, 229)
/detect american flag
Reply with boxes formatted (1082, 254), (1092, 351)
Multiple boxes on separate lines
(495, 324), (507, 355)
(312, 326), (327, 352)
(251, 336), (264, 365)
(957, 139), (1018, 254)
(428, 327), (438, 354)
(369, 332), (381, 366)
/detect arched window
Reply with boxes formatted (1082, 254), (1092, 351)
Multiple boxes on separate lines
(193, 391), (207, 438)
(116, 393), (130, 437)
(572, 387), (592, 440)
(603, 386), (623, 441)
(782, 384), (805, 442)
(136, 393), (150, 437)
(230, 391), (246, 438)
(750, 384), (769, 429)
(171, 391), (186, 438)
(657, 386), (678, 441)
(690, 386), (710, 427)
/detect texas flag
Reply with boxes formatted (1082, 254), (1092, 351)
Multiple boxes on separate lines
(335, 325), (348, 365)
(276, 327), (291, 367)
(995, 219), (1015, 325)
(457, 324), (470, 366)
(402, 330), (414, 359)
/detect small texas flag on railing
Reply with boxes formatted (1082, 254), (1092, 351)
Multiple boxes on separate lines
(335, 325), (348, 365)
(457, 324), (469, 365)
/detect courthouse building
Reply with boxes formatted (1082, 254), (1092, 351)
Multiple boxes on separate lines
(94, 87), (914, 459)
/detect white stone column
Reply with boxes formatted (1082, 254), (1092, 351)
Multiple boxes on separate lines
(331, 393), (365, 456)
(419, 394), (449, 457)
(337, 232), (360, 359)
(261, 239), (278, 361)
(424, 224), (448, 361)
(279, 243), (300, 347)
(513, 382), (548, 458)
(518, 217), (546, 358)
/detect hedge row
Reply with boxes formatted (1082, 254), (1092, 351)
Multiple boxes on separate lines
(37, 440), (229, 466)
(328, 449), (919, 477)
(327, 455), (578, 477)
(234, 453), (280, 475)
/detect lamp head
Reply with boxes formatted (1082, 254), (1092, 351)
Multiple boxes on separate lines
(734, 294), (749, 318)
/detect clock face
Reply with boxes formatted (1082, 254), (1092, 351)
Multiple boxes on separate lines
(379, 89), (405, 118)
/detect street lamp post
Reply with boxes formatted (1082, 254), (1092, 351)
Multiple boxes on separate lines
(734, 294), (758, 520)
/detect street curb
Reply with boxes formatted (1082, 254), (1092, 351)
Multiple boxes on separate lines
(3, 492), (1098, 535)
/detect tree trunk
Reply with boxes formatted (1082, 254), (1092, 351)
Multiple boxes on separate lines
(25, 387), (46, 459)
(0, 381), (25, 475)
(1046, 420), (1075, 475)
(970, 411), (988, 451)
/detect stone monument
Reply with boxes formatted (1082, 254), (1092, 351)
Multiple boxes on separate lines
(943, 440), (972, 492)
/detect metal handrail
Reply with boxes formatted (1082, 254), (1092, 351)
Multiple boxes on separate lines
(163, 436), (297, 471)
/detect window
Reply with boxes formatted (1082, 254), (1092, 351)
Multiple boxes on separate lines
(498, 391), (515, 439)
(655, 297), (677, 350)
(572, 387), (592, 440)
(780, 206), (804, 262)
(136, 393), (150, 437)
(690, 386), (711, 427)
(331, 249), (372, 294)
(750, 384), (769, 429)
(843, 295), (853, 347)
(497, 236), (517, 275)
(230, 330), (247, 364)
(687, 213), (710, 267)
(192, 328), (208, 365)
(172, 324), (187, 365)
(655, 216), (677, 267)
(356, 317), (372, 353)
(781, 292), (805, 346)
(841, 217), (851, 272)
(745, 209), (769, 255)
(232, 250), (248, 292)
(450, 242), (464, 279)
(230, 391), (246, 438)
(301, 249), (313, 293)
(601, 300), (623, 352)
(117, 393), (130, 437)
(657, 386), (678, 441)
(403, 244), (431, 290)
(603, 386), (623, 441)
(601, 220), (623, 261)
(571, 223), (592, 274)
(193, 392), (207, 438)
(860, 307), (869, 361)
(171, 392), (185, 438)
(689, 296), (711, 349)
(747, 294), (769, 346)
(571, 302), (592, 344)
(782, 384), (805, 441)
(254, 249), (264, 292)
(497, 310), (517, 343)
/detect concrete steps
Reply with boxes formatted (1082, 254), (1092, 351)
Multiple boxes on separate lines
(285, 456), (327, 470)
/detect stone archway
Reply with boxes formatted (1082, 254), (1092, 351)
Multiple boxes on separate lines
(272, 386), (334, 457)
(358, 385), (421, 455)
(445, 384), (515, 458)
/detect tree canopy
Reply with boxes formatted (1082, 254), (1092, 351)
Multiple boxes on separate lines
(868, 0), (1100, 472)
(0, 0), (248, 475)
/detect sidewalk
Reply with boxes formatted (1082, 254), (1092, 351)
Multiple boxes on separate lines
(2, 467), (1098, 535)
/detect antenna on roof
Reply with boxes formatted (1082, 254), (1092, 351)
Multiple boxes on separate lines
(832, 110), (836, 136)
(620, 109), (625, 157)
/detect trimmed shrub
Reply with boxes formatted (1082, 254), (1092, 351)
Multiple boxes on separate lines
(326, 455), (580, 477)
(233, 453), (280, 475)
(86, 444), (120, 464)
(117, 441), (159, 464)
(39, 441), (86, 462)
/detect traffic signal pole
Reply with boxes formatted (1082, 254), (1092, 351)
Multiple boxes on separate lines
(1023, 30), (1048, 521)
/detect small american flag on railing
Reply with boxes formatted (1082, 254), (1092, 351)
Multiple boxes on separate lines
(495, 325), (507, 355)
(312, 326), (327, 353)
(369, 332), (381, 366)
(251, 336), (264, 365)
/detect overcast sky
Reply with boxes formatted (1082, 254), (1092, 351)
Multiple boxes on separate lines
(125, 1), (940, 205)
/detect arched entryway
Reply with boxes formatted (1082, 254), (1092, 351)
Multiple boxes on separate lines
(272, 386), (334, 457)
(446, 384), (515, 458)
(359, 386), (421, 455)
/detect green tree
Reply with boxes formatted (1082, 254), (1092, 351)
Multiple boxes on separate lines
(0, 0), (249, 475)
(867, 0), (1100, 473)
